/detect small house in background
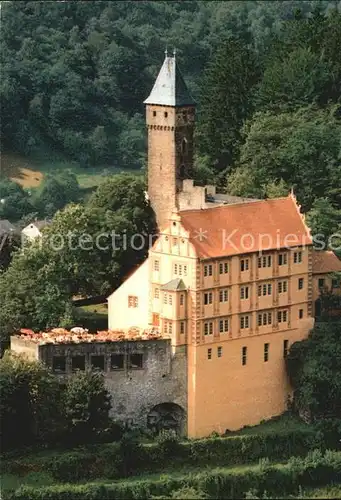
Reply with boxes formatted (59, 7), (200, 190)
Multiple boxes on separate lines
(0, 219), (15, 237)
(21, 220), (50, 243)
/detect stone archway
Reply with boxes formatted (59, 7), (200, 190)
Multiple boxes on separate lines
(147, 402), (186, 436)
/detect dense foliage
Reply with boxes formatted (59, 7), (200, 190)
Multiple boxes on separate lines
(286, 321), (341, 420)
(0, 353), (113, 451)
(5, 450), (341, 500)
(0, 173), (155, 338)
(1, 1), (340, 173)
(0, 172), (81, 222)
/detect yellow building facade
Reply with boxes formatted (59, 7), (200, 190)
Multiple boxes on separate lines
(107, 52), (341, 438)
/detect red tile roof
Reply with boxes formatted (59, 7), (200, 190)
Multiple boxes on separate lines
(312, 250), (341, 274)
(180, 195), (312, 258)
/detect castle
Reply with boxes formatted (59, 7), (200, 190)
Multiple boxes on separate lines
(11, 52), (341, 438)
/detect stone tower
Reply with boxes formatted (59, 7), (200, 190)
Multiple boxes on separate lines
(144, 50), (196, 230)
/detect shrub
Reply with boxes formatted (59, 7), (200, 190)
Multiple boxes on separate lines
(5, 451), (341, 500)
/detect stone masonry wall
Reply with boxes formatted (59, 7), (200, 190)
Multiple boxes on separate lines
(38, 339), (187, 433)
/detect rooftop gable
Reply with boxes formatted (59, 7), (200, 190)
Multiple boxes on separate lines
(161, 278), (187, 291)
(179, 194), (312, 258)
(312, 250), (341, 274)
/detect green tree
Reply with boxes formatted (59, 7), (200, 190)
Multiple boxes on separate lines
(33, 171), (80, 217)
(0, 179), (34, 221)
(0, 352), (64, 450)
(64, 370), (112, 444)
(286, 321), (341, 420)
(197, 36), (260, 172)
(306, 198), (341, 250)
(236, 105), (341, 210)
(255, 46), (331, 110)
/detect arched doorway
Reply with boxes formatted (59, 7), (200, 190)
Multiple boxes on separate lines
(147, 402), (186, 436)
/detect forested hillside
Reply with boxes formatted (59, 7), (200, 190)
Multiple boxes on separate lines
(1, 0), (340, 177)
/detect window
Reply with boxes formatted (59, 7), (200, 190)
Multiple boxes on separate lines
(172, 238), (178, 246)
(219, 318), (229, 333)
(294, 251), (302, 263)
(72, 356), (85, 372)
(259, 283), (272, 296)
(111, 354), (124, 370)
(241, 259), (249, 272)
(278, 281), (288, 294)
(242, 346), (247, 366)
(299, 308), (304, 319)
(180, 294), (184, 306)
(204, 321), (213, 335)
(163, 321), (168, 334)
(154, 288), (159, 299)
(332, 279), (340, 288)
(258, 254), (272, 268)
(278, 310), (288, 323)
(128, 295), (138, 308)
(164, 293), (168, 304)
(168, 322), (172, 335)
(164, 111), (168, 118)
(264, 343), (269, 362)
(174, 263), (178, 275)
(219, 261), (229, 274)
(154, 260), (159, 271)
(278, 253), (288, 266)
(298, 278), (304, 290)
(240, 315), (250, 329)
(153, 110), (156, 117)
(178, 265), (182, 276)
(52, 356), (66, 373)
(129, 354), (143, 369)
(204, 264), (213, 277)
(219, 289), (228, 302)
(169, 294), (172, 305)
(184, 265), (188, 276)
(240, 286), (249, 299)
(258, 312), (272, 326)
(283, 340), (289, 358)
(207, 348), (212, 360)
(180, 321), (185, 334)
(91, 355), (105, 371)
(318, 278), (325, 289)
(204, 292), (213, 305)
(217, 346), (222, 358)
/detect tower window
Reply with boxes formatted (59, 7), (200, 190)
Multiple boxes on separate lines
(298, 278), (304, 290)
(207, 348), (212, 360)
(164, 111), (168, 118)
(217, 346), (222, 358)
(153, 111), (156, 117)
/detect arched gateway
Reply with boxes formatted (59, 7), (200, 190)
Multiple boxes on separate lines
(147, 402), (186, 436)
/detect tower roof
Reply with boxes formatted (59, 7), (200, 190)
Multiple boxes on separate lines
(144, 51), (195, 107)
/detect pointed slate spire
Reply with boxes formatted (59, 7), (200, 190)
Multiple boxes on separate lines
(144, 50), (195, 107)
